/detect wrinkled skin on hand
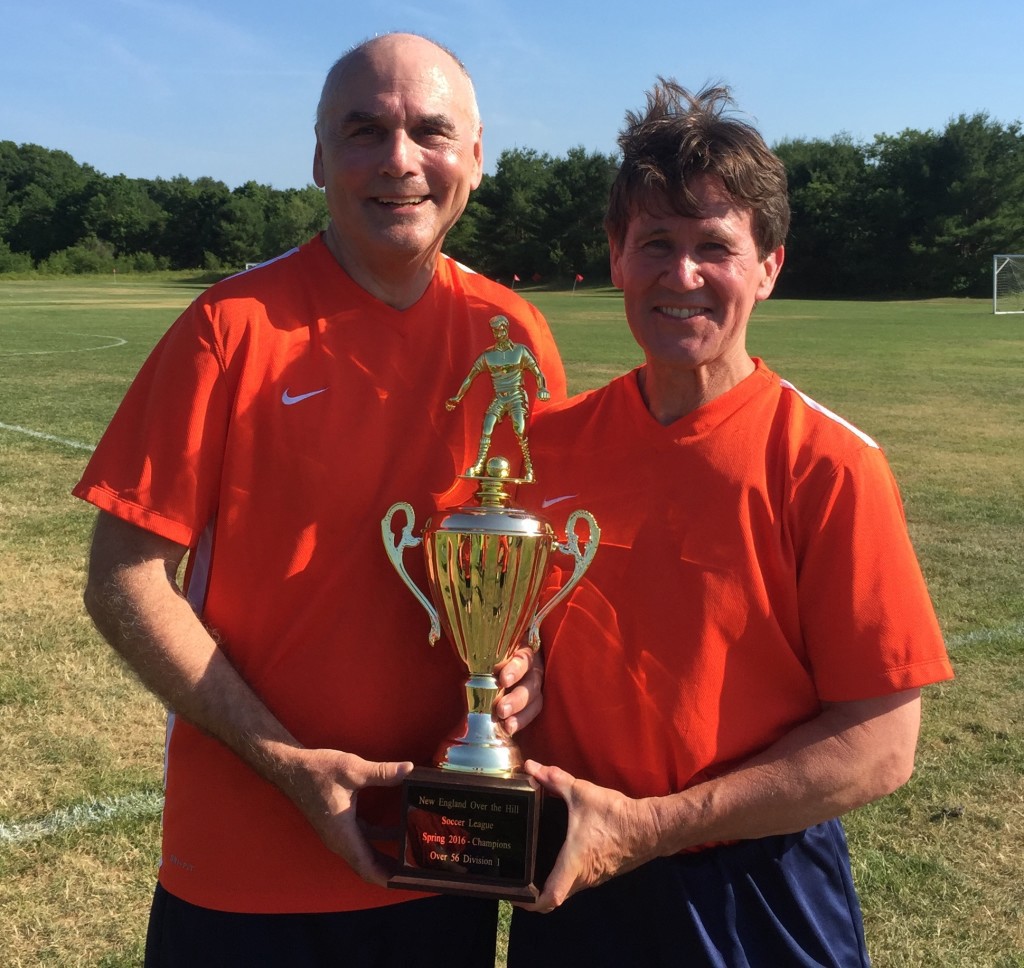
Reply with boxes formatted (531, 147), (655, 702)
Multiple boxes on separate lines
(516, 760), (661, 913)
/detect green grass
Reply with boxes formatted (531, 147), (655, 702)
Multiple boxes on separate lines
(1, 278), (1022, 966)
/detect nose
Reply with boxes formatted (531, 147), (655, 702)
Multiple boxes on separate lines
(380, 129), (416, 178)
(666, 254), (703, 289)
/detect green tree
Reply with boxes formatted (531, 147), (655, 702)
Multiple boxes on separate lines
(83, 174), (167, 256)
(218, 183), (268, 267)
(929, 114), (1024, 294)
(471, 148), (553, 279)
(148, 175), (231, 268)
(2, 144), (99, 261)
(774, 135), (873, 297)
(540, 146), (617, 281)
(263, 186), (329, 257)
(40, 234), (116, 275)
(442, 191), (483, 266)
(0, 238), (33, 272)
(864, 115), (1024, 296)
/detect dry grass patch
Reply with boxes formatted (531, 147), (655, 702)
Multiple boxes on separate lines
(1, 816), (159, 967)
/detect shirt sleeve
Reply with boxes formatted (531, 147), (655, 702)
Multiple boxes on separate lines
(72, 297), (232, 548)
(794, 443), (953, 700)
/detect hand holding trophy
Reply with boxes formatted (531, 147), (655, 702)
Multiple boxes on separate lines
(382, 315), (599, 901)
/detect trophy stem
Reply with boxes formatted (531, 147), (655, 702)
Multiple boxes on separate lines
(434, 674), (522, 776)
(466, 673), (500, 715)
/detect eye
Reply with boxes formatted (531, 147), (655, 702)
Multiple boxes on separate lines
(699, 240), (730, 256)
(413, 114), (457, 143)
(414, 125), (455, 146)
(338, 114), (385, 141)
(345, 123), (381, 141)
(417, 133), (446, 147)
(641, 238), (672, 253)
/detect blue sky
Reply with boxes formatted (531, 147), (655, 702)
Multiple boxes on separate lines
(4, 0), (1022, 190)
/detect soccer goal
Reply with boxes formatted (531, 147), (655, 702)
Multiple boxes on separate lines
(993, 255), (1024, 314)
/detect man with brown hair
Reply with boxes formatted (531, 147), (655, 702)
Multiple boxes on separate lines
(509, 82), (952, 967)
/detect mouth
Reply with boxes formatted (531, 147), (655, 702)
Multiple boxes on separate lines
(657, 306), (710, 320)
(374, 195), (428, 207)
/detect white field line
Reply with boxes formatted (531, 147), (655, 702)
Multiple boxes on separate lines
(0, 791), (163, 846)
(0, 333), (127, 356)
(0, 331), (122, 449)
(0, 627), (1017, 848)
(945, 622), (1024, 648)
(0, 421), (96, 452)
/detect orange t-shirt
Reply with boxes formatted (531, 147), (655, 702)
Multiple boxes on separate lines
(519, 362), (952, 801)
(73, 236), (566, 912)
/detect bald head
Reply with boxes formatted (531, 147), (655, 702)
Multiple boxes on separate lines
(316, 33), (479, 134)
(310, 30), (485, 308)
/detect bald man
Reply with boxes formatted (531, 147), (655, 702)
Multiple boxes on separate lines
(75, 33), (566, 967)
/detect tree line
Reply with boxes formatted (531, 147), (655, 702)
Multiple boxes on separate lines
(2, 111), (1022, 297)
(0, 142), (328, 275)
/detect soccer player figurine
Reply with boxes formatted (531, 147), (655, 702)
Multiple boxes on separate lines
(446, 314), (551, 481)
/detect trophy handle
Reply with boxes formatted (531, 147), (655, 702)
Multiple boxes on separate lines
(526, 509), (600, 651)
(382, 502), (442, 646)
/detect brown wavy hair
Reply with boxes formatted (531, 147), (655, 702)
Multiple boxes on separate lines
(604, 80), (790, 258)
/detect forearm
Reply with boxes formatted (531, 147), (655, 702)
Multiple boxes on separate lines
(523, 689), (922, 911)
(646, 690), (922, 857)
(83, 515), (310, 796)
(83, 512), (412, 883)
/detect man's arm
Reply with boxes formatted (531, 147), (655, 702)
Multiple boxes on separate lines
(520, 688), (921, 912)
(83, 510), (412, 886)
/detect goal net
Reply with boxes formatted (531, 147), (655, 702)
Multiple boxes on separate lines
(993, 255), (1024, 314)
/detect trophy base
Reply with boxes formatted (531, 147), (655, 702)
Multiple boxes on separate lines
(389, 767), (541, 902)
(435, 709), (522, 775)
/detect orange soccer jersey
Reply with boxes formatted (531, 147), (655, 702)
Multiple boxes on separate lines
(73, 236), (566, 913)
(519, 361), (952, 802)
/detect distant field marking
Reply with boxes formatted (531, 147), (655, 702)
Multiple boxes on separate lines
(0, 421), (96, 452)
(0, 332), (127, 355)
(0, 791), (163, 846)
(946, 622), (1024, 648)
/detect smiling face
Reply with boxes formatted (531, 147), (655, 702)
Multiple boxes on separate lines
(313, 34), (483, 303)
(609, 172), (783, 419)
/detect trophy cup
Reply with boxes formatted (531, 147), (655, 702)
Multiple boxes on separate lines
(382, 315), (599, 901)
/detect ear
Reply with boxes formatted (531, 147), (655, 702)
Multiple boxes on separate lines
(608, 231), (624, 289)
(469, 123), (484, 191)
(756, 245), (785, 302)
(312, 133), (326, 189)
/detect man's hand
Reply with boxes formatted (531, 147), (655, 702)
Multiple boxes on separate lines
(494, 645), (544, 735)
(536, 388), (551, 402)
(445, 397), (460, 411)
(84, 513), (418, 887)
(282, 747), (414, 886)
(516, 761), (660, 913)
(514, 690), (925, 912)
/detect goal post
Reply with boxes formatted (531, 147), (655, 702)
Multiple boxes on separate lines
(993, 255), (1024, 314)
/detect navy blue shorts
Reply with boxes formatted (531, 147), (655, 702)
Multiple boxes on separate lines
(509, 819), (871, 967)
(144, 884), (498, 968)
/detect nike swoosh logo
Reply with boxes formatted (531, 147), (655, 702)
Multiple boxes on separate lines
(282, 387), (328, 406)
(541, 494), (580, 509)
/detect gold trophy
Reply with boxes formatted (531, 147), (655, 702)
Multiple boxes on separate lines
(383, 315), (599, 901)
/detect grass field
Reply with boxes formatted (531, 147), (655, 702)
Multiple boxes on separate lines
(1, 277), (1022, 966)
